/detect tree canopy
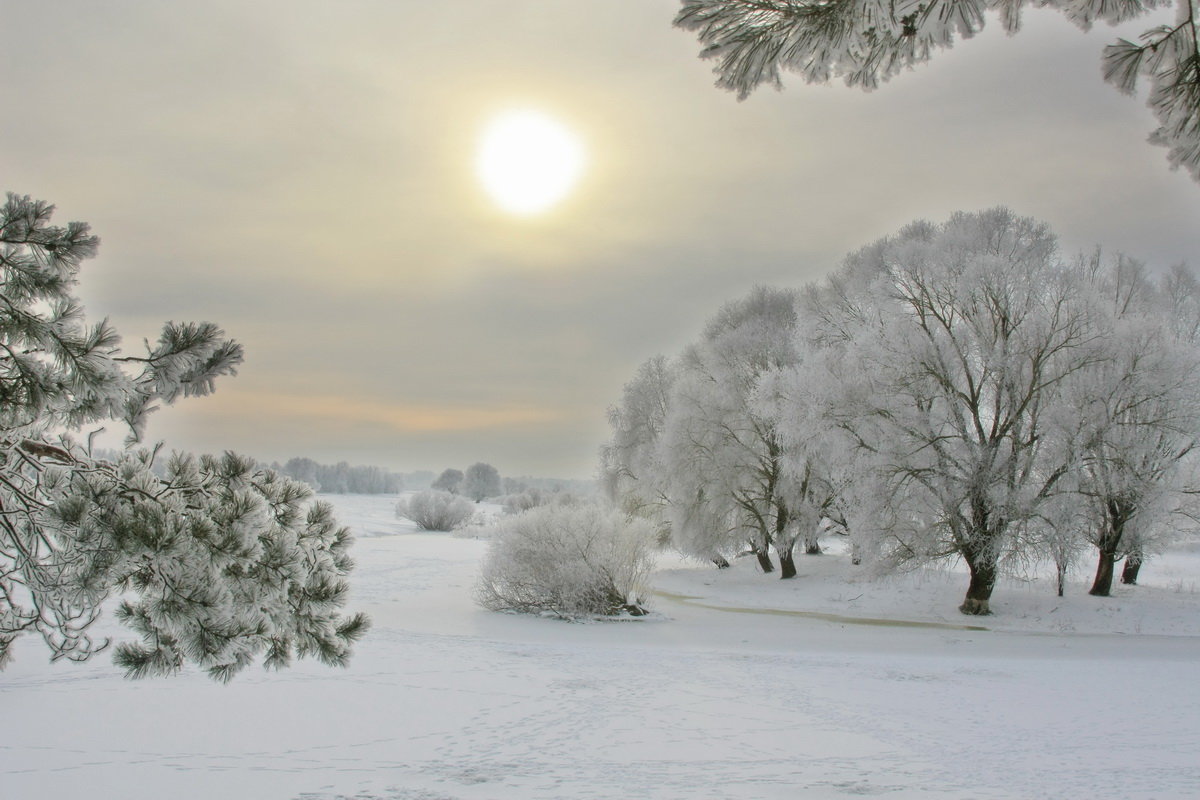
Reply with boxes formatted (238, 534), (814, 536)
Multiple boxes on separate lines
(463, 462), (502, 502)
(432, 468), (465, 494)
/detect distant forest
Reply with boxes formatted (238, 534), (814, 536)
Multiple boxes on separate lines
(273, 459), (596, 497)
(272, 457), (416, 494)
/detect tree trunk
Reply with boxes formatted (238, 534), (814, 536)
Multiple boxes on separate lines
(959, 560), (997, 615)
(804, 536), (821, 556)
(711, 555), (731, 569)
(1089, 547), (1117, 596)
(755, 548), (775, 573)
(1055, 562), (1066, 598)
(1121, 554), (1142, 585)
(960, 499), (999, 615)
(1090, 502), (1128, 597)
(779, 547), (796, 579)
(771, 499), (791, 574)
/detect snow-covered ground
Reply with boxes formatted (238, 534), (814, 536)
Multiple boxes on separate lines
(655, 537), (1200, 638)
(4, 493), (1199, 799)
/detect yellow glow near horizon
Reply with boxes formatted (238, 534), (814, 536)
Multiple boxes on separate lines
(476, 109), (584, 216)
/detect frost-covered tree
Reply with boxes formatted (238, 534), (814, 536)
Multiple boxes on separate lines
(462, 462), (501, 502)
(1062, 256), (1200, 596)
(475, 504), (655, 617)
(755, 352), (850, 561)
(282, 456), (322, 490)
(600, 355), (677, 538)
(661, 287), (812, 576)
(675, 0), (1200, 182)
(765, 249), (906, 568)
(0, 193), (367, 677)
(431, 467), (464, 494)
(797, 209), (1099, 614)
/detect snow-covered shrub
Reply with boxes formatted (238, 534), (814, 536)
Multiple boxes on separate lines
(549, 491), (585, 508)
(501, 488), (545, 514)
(500, 488), (584, 515)
(476, 504), (656, 617)
(397, 489), (475, 532)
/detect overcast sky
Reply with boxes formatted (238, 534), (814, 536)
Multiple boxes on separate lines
(5, 1), (1200, 479)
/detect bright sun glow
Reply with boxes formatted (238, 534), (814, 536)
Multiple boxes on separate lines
(476, 110), (585, 216)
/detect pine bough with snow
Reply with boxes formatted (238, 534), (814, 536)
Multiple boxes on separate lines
(604, 208), (1200, 615)
(0, 194), (368, 679)
(476, 504), (655, 618)
(675, 0), (1200, 182)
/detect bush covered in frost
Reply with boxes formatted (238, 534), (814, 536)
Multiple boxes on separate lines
(500, 488), (584, 515)
(396, 490), (475, 532)
(476, 504), (655, 617)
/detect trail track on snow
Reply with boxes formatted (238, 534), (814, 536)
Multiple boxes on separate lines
(653, 589), (991, 631)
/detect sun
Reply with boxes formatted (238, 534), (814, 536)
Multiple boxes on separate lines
(476, 109), (585, 216)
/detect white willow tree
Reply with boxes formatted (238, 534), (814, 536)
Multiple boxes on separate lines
(0, 193), (367, 678)
(757, 281), (880, 566)
(432, 467), (464, 494)
(600, 355), (678, 542)
(660, 286), (814, 576)
(675, 0), (1200, 182)
(463, 462), (502, 502)
(1063, 256), (1200, 596)
(794, 209), (1101, 614)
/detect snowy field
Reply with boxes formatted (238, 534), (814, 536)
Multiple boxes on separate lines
(4, 492), (1200, 799)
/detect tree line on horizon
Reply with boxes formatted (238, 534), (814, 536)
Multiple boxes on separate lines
(273, 457), (408, 495)
(272, 457), (593, 501)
